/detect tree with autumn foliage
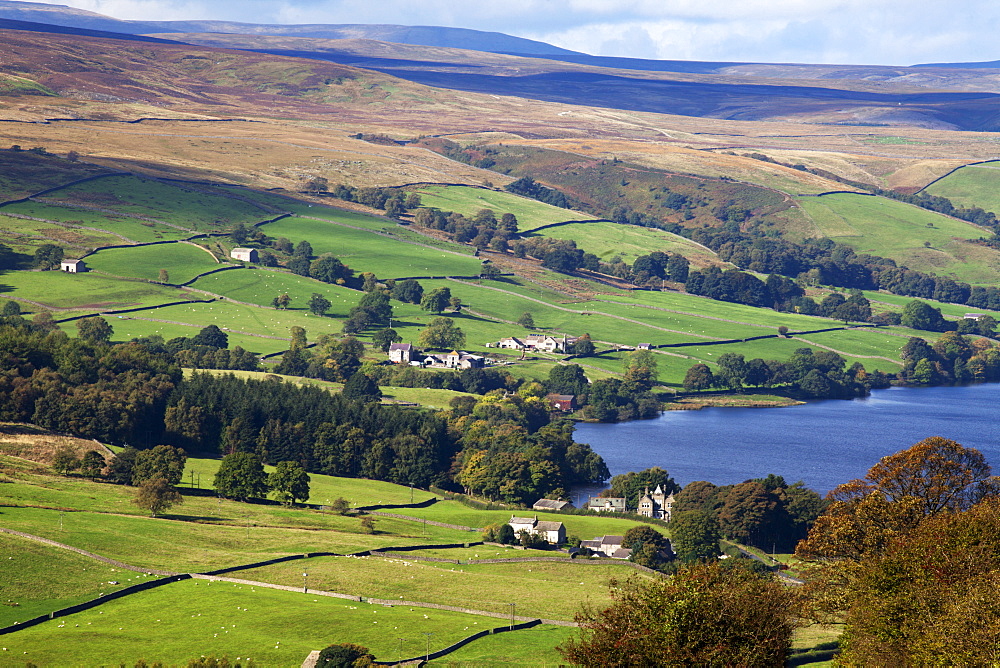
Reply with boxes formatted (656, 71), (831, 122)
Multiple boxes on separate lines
(559, 562), (798, 666)
(797, 436), (1000, 563)
(796, 437), (1000, 662)
(832, 498), (1000, 665)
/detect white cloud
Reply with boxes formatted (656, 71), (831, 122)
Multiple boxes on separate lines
(23, 0), (1000, 65)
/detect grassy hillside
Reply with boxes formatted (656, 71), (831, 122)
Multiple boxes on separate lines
(0, 166), (948, 388)
(797, 193), (1000, 284)
(1, 200), (194, 244)
(923, 161), (1000, 213)
(533, 220), (727, 267)
(414, 184), (595, 231)
(0, 431), (841, 664)
(83, 242), (224, 283)
(259, 215), (483, 278)
(40, 175), (273, 231)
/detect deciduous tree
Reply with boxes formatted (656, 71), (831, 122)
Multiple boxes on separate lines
(132, 444), (187, 486)
(559, 562), (796, 666)
(214, 452), (269, 501)
(268, 460), (311, 505)
(420, 287), (451, 314)
(670, 510), (722, 563)
(418, 316), (465, 350)
(308, 293), (332, 316)
(76, 316), (113, 343)
(132, 477), (183, 517)
(79, 449), (106, 479)
(371, 327), (402, 352)
(34, 244), (63, 270)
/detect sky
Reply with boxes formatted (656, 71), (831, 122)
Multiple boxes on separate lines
(28, 0), (1000, 66)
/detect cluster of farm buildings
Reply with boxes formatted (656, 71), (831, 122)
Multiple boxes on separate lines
(509, 487), (675, 559)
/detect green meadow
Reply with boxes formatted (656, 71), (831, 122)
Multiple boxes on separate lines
(797, 193), (1000, 284)
(188, 267), (360, 310)
(42, 175), (272, 231)
(259, 216), (483, 278)
(1, 578), (491, 666)
(413, 185), (592, 231)
(0, 213), (129, 252)
(860, 289), (1000, 322)
(923, 161), (1000, 213)
(535, 220), (724, 265)
(0, 200), (192, 242)
(0, 532), (137, 628)
(83, 243), (225, 284)
(1, 270), (196, 311)
(239, 554), (638, 621)
(111, 300), (340, 340)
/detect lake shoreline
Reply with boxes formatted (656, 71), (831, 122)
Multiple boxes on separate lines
(573, 382), (1000, 496)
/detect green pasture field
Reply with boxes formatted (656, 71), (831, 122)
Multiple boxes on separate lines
(0, 532), (137, 628)
(188, 266), (360, 311)
(83, 243), (225, 284)
(381, 386), (474, 409)
(0, 465), (445, 539)
(534, 221), (724, 265)
(239, 554), (639, 622)
(299, 205), (479, 258)
(241, 194), (398, 233)
(501, 360), (618, 384)
(412, 185), (593, 231)
(225, 190), (479, 260)
(0, 502), (470, 574)
(100, 318), (282, 354)
(788, 329), (906, 364)
(860, 289), (1000, 322)
(174, 452), (438, 508)
(387, 225), (480, 256)
(923, 161), (1000, 213)
(0, 213), (128, 251)
(797, 193), (1000, 284)
(42, 175), (272, 231)
(259, 216), (483, 278)
(0, 578), (492, 666)
(425, 624), (575, 667)
(419, 279), (698, 348)
(425, 279), (775, 346)
(0, 270), (196, 311)
(113, 300), (341, 341)
(0, 200), (192, 242)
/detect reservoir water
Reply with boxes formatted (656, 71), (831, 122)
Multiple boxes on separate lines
(573, 384), (1000, 496)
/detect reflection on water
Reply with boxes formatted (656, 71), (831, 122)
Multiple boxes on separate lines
(573, 384), (1000, 495)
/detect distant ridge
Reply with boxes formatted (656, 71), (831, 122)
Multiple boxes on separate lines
(911, 59), (1000, 70)
(0, 0), (583, 57)
(0, 16), (183, 43)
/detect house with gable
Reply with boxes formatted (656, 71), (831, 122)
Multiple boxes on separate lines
(580, 535), (632, 559)
(546, 394), (576, 412)
(60, 259), (86, 273)
(586, 496), (627, 513)
(508, 515), (566, 545)
(388, 342), (417, 364)
(637, 485), (675, 521)
(497, 337), (525, 350)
